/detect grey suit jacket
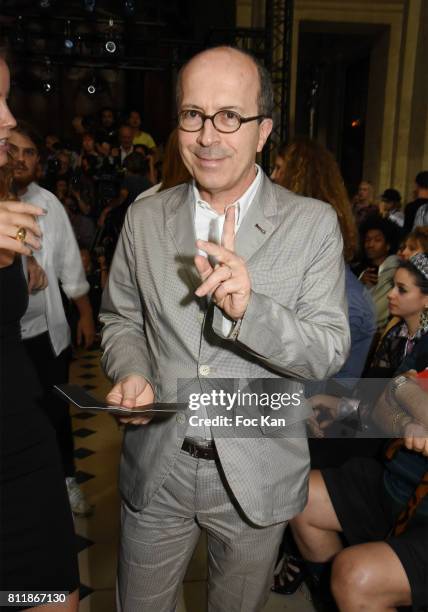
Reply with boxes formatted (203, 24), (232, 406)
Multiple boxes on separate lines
(100, 173), (350, 525)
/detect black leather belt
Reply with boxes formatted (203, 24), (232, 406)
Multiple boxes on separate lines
(181, 438), (217, 460)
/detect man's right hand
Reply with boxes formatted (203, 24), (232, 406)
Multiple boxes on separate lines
(106, 374), (155, 425)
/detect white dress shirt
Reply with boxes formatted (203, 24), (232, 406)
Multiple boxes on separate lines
(193, 165), (262, 336)
(188, 166), (261, 440)
(20, 182), (90, 356)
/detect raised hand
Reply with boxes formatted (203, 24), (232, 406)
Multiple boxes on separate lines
(194, 206), (251, 321)
(0, 200), (45, 257)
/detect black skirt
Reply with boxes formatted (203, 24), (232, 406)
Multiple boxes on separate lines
(322, 457), (428, 611)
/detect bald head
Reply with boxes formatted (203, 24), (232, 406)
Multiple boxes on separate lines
(176, 46), (273, 118)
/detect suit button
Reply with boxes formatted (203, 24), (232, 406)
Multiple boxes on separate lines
(176, 413), (186, 424)
(199, 365), (210, 376)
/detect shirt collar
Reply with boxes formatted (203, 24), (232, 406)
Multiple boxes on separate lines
(192, 164), (261, 226)
(397, 320), (428, 342)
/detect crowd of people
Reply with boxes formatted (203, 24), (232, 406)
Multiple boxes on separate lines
(1, 43), (427, 612)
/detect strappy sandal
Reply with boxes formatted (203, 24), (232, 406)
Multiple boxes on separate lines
(271, 555), (307, 595)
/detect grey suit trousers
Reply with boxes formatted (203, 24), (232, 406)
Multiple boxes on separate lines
(117, 449), (287, 612)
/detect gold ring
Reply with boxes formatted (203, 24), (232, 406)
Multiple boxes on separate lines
(16, 227), (27, 242)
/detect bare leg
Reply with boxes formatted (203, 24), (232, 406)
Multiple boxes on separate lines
(331, 542), (412, 611)
(291, 470), (343, 562)
(23, 589), (79, 612)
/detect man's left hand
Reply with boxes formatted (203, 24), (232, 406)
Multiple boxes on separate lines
(27, 256), (48, 294)
(77, 314), (96, 349)
(194, 207), (251, 321)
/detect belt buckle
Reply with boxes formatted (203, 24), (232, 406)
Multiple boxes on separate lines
(190, 445), (200, 459)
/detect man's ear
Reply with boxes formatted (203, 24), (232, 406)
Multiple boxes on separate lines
(256, 118), (273, 153)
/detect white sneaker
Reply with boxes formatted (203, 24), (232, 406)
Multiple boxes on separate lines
(66, 477), (93, 517)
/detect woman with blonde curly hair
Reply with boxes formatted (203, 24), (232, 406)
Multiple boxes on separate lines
(277, 139), (376, 380)
(278, 138), (358, 263)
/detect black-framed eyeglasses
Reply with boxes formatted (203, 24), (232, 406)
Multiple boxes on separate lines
(178, 109), (266, 133)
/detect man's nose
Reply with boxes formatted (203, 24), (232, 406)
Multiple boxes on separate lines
(15, 150), (25, 162)
(196, 117), (220, 147)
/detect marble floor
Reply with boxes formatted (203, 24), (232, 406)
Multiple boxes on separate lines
(70, 346), (316, 612)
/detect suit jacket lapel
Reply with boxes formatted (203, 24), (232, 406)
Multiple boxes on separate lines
(235, 173), (277, 262)
(166, 184), (200, 292)
(165, 174), (279, 284)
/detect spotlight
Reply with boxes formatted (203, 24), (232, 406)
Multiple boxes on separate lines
(83, 0), (96, 11)
(39, 0), (54, 8)
(104, 19), (118, 55)
(12, 15), (25, 49)
(41, 57), (54, 95)
(105, 40), (116, 53)
(124, 0), (135, 16)
(64, 20), (75, 52)
(85, 73), (100, 95)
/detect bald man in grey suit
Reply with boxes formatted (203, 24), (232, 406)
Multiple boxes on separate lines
(100, 46), (350, 612)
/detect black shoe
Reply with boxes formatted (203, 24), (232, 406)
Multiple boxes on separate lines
(271, 555), (308, 595)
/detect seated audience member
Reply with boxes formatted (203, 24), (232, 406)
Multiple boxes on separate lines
(272, 138), (377, 596)
(72, 157), (96, 217)
(80, 247), (108, 321)
(379, 188), (404, 228)
(80, 132), (99, 166)
(134, 144), (158, 185)
(277, 254), (428, 597)
(96, 107), (118, 147)
(94, 140), (120, 208)
(98, 151), (152, 232)
(358, 216), (400, 331)
(64, 194), (96, 250)
(136, 128), (191, 199)
(42, 134), (62, 189)
(54, 177), (69, 203)
(9, 122), (96, 517)
(410, 171), (428, 230)
(112, 125), (134, 166)
(291, 371), (428, 611)
(270, 142), (287, 184)
(401, 226), (428, 260)
(352, 180), (378, 226)
(127, 109), (156, 149)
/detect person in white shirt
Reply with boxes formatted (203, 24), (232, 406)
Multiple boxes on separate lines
(9, 121), (96, 517)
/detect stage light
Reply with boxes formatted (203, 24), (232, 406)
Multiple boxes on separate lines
(41, 57), (54, 95)
(63, 20), (75, 52)
(351, 119), (361, 128)
(39, 0), (54, 8)
(104, 19), (118, 54)
(12, 15), (25, 49)
(83, 0), (96, 12)
(124, 0), (135, 16)
(85, 73), (99, 95)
